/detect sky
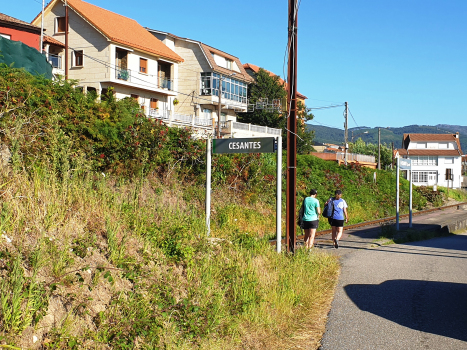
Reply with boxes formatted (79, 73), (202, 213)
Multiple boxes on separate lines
(2, 0), (467, 130)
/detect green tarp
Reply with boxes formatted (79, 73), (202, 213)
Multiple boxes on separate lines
(0, 36), (52, 79)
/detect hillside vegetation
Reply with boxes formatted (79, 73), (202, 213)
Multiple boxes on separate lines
(309, 124), (467, 152)
(0, 66), (464, 349)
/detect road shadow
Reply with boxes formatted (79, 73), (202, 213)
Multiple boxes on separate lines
(345, 280), (467, 342)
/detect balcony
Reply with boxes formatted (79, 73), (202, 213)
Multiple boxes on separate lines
(158, 77), (173, 90)
(46, 53), (62, 69)
(116, 67), (131, 81)
(216, 121), (281, 138)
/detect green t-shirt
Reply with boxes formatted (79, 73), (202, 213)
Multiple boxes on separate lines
(302, 197), (320, 221)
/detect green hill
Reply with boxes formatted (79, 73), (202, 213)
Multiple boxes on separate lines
(308, 124), (467, 153)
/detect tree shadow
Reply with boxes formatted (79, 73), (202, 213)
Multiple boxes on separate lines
(345, 280), (467, 341)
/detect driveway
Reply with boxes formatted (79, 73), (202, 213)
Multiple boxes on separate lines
(318, 232), (467, 349)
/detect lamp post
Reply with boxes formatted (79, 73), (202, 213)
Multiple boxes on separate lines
(351, 130), (368, 142)
(217, 73), (235, 138)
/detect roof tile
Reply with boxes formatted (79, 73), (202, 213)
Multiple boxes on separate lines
(33, 0), (183, 62)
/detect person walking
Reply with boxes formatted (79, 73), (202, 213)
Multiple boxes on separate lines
(300, 189), (321, 249)
(325, 189), (348, 249)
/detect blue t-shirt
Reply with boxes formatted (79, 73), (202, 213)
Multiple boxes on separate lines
(329, 198), (348, 220)
(302, 197), (320, 221)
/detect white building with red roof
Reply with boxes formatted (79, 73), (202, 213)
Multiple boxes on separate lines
(395, 133), (463, 189)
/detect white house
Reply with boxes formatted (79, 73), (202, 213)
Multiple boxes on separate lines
(395, 133), (463, 189)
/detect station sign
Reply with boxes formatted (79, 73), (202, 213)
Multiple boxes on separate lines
(400, 158), (412, 170)
(212, 137), (276, 154)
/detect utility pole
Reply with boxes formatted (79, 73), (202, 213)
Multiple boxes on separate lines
(286, 0), (298, 253)
(39, 0), (45, 53)
(344, 102), (348, 165)
(378, 127), (381, 170)
(391, 142), (394, 169)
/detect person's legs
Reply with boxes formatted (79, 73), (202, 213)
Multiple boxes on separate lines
(309, 228), (316, 248)
(303, 228), (311, 248)
(336, 226), (344, 241)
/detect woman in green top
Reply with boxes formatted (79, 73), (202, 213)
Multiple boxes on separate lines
(301, 189), (321, 249)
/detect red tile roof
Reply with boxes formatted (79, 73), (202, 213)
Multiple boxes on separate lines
(243, 63), (308, 100)
(0, 12), (41, 32)
(32, 0), (182, 62)
(200, 44), (253, 83)
(403, 149), (461, 156)
(44, 35), (65, 47)
(402, 133), (462, 154)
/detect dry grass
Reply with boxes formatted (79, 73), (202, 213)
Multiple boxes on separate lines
(0, 167), (340, 349)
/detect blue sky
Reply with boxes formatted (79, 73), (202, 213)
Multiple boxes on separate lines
(3, 0), (467, 130)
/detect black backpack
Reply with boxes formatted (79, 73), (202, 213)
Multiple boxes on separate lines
(322, 198), (334, 218)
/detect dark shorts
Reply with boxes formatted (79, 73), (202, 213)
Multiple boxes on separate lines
(303, 220), (319, 229)
(328, 218), (345, 227)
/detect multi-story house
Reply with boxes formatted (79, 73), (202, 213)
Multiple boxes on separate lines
(395, 133), (463, 188)
(32, 0), (183, 118)
(146, 29), (282, 138)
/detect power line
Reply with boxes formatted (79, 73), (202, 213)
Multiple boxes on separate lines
(348, 108), (360, 128)
(309, 103), (345, 110)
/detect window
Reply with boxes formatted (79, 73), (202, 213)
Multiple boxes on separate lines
(150, 98), (158, 110)
(225, 59), (233, 70)
(0, 33), (11, 39)
(73, 50), (83, 67)
(139, 58), (147, 74)
(412, 171), (437, 183)
(445, 168), (453, 180)
(56, 17), (66, 34)
(444, 157), (454, 164)
(416, 142), (427, 149)
(411, 156), (437, 166)
(203, 109), (212, 119)
(439, 142), (448, 149)
(200, 72), (247, 103)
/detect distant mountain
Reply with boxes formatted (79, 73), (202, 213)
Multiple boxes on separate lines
(307, 124), (467, 153)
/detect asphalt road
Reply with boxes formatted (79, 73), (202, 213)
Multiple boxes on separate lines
(318, 232), (467, 350)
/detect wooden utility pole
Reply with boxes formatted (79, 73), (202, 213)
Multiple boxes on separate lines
(286, 0), (298, 253)
(344, 102), (348, 165)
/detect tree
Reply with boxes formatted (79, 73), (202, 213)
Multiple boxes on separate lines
(237, 68), (315, 154)
(349, 138), (393, 168)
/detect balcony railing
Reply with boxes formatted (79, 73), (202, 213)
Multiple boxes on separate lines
(158, 77), (173, 90)
(116, 67), (131, 81)
(336, 152), (376, 163)
(46, 54), (62, 69)
(149, 108), (169, 120)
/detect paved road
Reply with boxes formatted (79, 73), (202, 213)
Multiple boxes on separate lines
(316, 209), (467, 350)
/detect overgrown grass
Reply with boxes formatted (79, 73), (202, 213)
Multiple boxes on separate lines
(0, 166), (339, 349)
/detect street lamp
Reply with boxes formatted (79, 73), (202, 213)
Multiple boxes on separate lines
(217, 72), (236, 138)
(351, 130), (368, 142)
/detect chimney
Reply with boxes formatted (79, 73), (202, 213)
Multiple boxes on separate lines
(456, 132), (459, 138)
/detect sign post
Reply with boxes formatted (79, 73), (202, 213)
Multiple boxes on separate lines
(207, 137), (281, 251)
(399, 158), (412, 230)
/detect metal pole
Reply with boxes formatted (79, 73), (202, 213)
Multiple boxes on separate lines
(409, 169), (413, 228)
(206, 138), (212, 236)
(396, 157), (400, 231)
(286, 0), (298, 253)
(378, 127), (381, 170)
(344, 102), (348, 165)
(217, 76), (222, 139)
(276, 136), (282, 253)
(39, 0), (45, 52)
(65, 0), (69, 79)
